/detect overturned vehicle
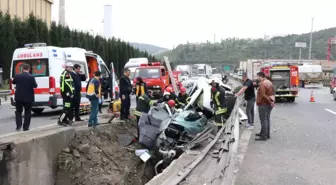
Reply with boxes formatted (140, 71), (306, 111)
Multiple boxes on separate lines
(137, 77), (239, 174)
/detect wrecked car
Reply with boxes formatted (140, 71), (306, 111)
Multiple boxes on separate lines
(137, 77), (239, 174)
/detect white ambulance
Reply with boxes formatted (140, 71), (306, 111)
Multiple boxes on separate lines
(10, 43), (119, 114)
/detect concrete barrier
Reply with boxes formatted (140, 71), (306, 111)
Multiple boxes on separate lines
(0, 113), (117, 185)
(0, 127), (75, 185)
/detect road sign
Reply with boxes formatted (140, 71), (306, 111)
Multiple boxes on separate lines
(295, 42), (307, 48)
(224, 66), (230, 71)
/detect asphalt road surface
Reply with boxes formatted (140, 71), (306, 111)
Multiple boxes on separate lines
(0, 96), (136, 136)
(235, 87), (336, 185)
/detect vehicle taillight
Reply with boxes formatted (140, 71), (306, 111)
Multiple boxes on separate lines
(9, 79), (13, 95)
(49, 76), (56, 95)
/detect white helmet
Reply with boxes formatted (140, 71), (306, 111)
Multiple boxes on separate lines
(65, 62), (73, 67)
(163, 92), (170, 96)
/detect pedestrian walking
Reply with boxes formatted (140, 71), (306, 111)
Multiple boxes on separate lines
(119, 68), (132, 120)
(12, 64), (37, 131)
(255, 72), (275, 140)
(69, 64), (86, 121)
(58, 62), (75, 126)
(86, 71), (102, 127)
(235, 73), (256, 129)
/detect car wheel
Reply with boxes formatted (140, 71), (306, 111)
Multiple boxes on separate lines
(32, 108), (44, 114)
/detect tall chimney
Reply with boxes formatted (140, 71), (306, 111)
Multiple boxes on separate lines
(59, 0), (66, 26)
(103, 5), (114, 39)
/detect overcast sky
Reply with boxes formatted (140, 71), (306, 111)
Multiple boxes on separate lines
(51, 0), (336, 49)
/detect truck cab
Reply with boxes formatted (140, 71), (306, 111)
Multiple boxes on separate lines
(133, 62), (169, 98)
(261, 63), (299, 102)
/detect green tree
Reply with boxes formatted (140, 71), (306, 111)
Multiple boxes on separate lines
(0, 12), (157, 80)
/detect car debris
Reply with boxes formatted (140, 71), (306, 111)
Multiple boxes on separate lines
(135, 76), (241, 174)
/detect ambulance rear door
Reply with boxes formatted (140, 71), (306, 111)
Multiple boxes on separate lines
(11, 46), (51, 107)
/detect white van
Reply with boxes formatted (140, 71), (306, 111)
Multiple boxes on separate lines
(10, 43), (118, 114)
(124, 58), (148, 85)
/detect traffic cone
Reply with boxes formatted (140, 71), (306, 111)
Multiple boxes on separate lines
(309, 91), (315, 102)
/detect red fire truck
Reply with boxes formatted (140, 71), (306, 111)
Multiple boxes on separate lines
(133, 62), (181, 98)
(261, 63), (299, 102)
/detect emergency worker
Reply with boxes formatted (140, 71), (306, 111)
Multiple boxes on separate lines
(176, 87), (190, 108)
(157, 92), (172, 103)
(210, 79), (227, 128)
(134, 90), (157, 138)
(165, 86), (178, 101)
(164, 99), (176, 114)
(58, 62), (75, 126)
(135, 77), (147, 103)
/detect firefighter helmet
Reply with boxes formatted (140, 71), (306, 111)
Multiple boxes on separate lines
(167, 99), (175, 108)
(180, 87), (186, 93)
(166, 86), (174, 93)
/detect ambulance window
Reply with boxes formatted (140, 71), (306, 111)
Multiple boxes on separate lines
(12, 59), (49, 77)
(100, 64), (109, 78)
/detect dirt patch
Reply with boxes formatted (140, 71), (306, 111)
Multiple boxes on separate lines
(55, 120), (155, 185)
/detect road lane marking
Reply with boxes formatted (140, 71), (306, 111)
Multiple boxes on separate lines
(231, 127), (253, 185)
(325, 109), (336, 115)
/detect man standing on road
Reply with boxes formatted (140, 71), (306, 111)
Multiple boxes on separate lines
(235, 73), (256, 129)
(256, 72), (275, 141)
(13, 64), (37, 131)
(210, 79), (227, 129)
(86, 71), (102, 127)
(69, 64), (86, 121)
(119, 68), (132, 120)
(58, 62), (75, 126)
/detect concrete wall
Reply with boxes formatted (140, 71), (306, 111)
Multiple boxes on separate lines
(0, 127), (75, 185)
(0, 0), (53, 26)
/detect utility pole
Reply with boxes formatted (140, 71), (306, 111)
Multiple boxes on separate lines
(214, 34), (216, 44)
(308, 18), (314, 60)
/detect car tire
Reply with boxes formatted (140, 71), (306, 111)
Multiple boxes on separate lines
(32, 108), (44, 114)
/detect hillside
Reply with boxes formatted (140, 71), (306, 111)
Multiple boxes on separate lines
(130, 42), (169, 54)
(157, 27), (336, 63)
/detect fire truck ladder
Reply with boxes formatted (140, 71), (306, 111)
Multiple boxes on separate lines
(327, 37), (336, 61)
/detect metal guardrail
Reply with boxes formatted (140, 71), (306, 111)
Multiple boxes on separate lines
(0, 90), (10, 102)
(146, 96), (243, 185)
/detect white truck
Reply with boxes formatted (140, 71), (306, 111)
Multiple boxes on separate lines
(175, 65), (191, 81)
(124, 57), (149, 85)
(196, 64), (212, 77)
(246, 60), (263, 81)
(298, 64), (323, 88)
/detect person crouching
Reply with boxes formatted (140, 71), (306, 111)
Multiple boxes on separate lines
(134, 90), (157, 139)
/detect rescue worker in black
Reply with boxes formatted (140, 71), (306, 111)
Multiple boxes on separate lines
(210, 79), (227, 129)
(157, 92), (173, 103)
(69, 64), (86, 121)
(134, 77), (147, 103)
(134, 90), (157, 139)
(58, 62), (75, 126)
(176, 87), (191, 109)
(119, 68), (132, 120)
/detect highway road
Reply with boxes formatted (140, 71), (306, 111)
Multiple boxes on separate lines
(0, 96), (137, 136)
(235, 87), (336, 185)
